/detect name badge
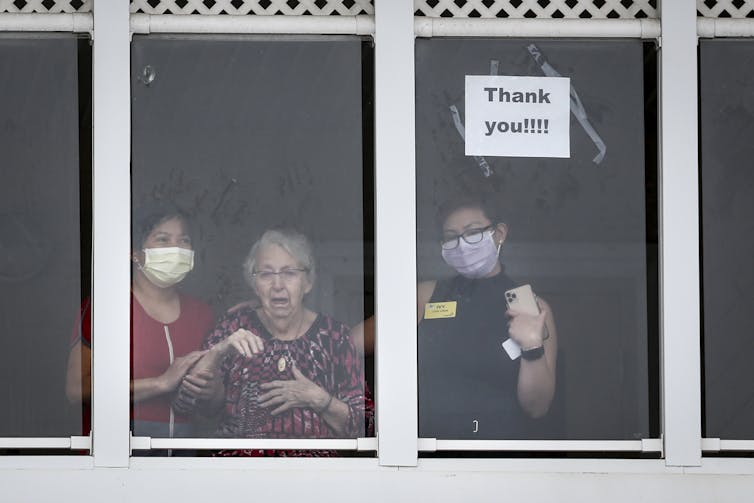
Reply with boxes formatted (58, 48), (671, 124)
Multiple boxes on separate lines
(424, 301), (457, 319)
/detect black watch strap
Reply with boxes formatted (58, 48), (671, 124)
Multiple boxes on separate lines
(521, 345), (545, 361)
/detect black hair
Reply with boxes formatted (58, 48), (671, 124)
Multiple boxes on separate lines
(436, 192), (505, 231)
(131, 202), (191, 252)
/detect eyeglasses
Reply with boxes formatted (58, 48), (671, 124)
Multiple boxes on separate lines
(441, 225), (494, 250)
(251, 268), (308, 283)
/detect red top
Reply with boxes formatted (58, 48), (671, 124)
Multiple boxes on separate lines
(72, 293), (214, 431)
(131, 294), (213, 423)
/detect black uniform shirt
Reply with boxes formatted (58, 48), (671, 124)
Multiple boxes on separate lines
(418, 272), (529, 439)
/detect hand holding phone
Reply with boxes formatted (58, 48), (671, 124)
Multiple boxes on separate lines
(501, 284), (540, 360)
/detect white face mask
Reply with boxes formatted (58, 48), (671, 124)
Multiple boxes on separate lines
(441, 230), (501, 279)
(139, 247), (194, 288)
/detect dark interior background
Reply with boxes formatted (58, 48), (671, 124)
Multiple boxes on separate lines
(0, 35), (88, 437)
(415, 38), (659, 440)
(700, 39), (754, 439)
(131, 36), (373, 429)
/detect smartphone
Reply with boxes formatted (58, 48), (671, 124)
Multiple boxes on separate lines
(504, 284), (540, 316)
(501, 284), (540, 360)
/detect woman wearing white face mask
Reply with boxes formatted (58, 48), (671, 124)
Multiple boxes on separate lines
(416, 194), (558, 439)
(66, 205), (213, 442)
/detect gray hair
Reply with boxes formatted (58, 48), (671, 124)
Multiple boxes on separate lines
(243, 229), (316, 288)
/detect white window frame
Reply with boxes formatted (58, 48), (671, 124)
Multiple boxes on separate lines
(90, 0), (132, 467)
(4, 1), (754, 500)
(659, 2), (701, 467)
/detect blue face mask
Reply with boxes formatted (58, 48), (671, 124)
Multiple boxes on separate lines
(441, 230), (501, 279)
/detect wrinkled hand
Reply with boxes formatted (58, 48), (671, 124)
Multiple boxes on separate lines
(216, 328), (264, 359)
(506, 301), (547, 350)
(258, 364), (328, 415)
(173, 369), (221, 414)
(160, 350), (207, 392)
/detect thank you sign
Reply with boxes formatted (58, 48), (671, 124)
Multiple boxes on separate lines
(464, 75), (571, 158)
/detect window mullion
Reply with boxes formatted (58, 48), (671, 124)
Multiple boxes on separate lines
(91, 0), (132, 467)
(659, 0), (702, 467)
(374, 0), (418, 467)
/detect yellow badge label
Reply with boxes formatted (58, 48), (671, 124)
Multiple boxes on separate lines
(424, 301), (457, 319)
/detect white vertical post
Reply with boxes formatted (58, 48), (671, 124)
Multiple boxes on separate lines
(659, 1), (701, 466)
(374, 0), (418, 466)
(92, 0), (131, 467)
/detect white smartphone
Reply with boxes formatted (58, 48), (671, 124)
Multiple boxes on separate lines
(504, 284), (540, 316)
(501, 284), (540, 360)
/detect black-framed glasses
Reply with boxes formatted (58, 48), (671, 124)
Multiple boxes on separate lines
(441, 225), (495, 250)
(251, 268), (308, 283)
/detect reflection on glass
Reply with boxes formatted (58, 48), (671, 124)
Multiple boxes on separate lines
(701, 40), (754, 439)
(130, 35), (374, 454)
(415, 39), (658, 441)
(0, 35), (89, 444)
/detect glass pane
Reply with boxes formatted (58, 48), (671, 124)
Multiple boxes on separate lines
(130, 35), (374, 455)
(415, 39), (659, 442)
(0, 35), (91, 442)
(701, 40), (754, 440)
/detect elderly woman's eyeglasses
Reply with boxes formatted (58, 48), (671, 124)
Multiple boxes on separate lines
(252, 268), (308, 283)
(441, 225), (494, 250)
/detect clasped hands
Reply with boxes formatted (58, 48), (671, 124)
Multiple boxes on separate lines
(174, 328), (329, 415)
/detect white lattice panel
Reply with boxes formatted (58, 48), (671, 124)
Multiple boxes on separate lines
(130, 0), (373, 15)
(0, 0), (90, 12)
(698, 0), (754, 17)
(414, 0), (657, 18)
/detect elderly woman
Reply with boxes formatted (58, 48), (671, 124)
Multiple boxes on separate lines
(188, 229), (366, 451)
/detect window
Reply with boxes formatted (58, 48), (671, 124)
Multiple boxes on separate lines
(0, 34), (91, 445)
(700, 38), (754, 441)
(129, 35), (374, 453)
(3, 1), (746, 500)
(415, 38), (659, 445)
